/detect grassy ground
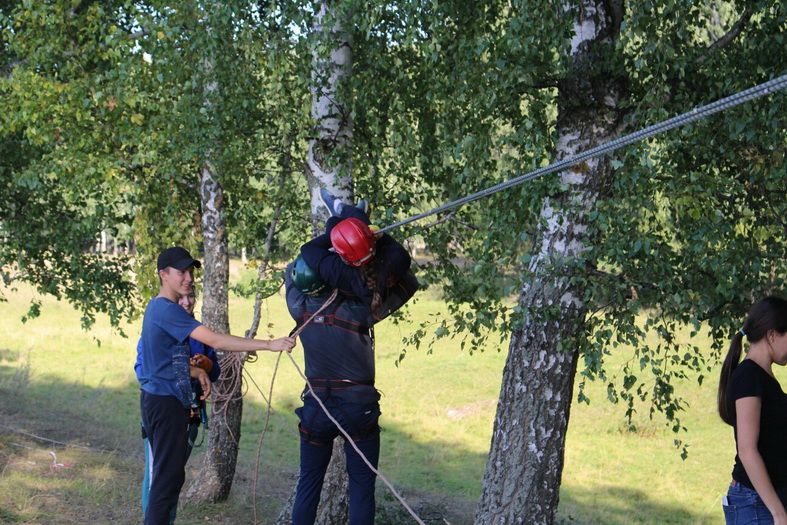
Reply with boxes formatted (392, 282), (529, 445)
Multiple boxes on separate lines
(0, 263), (762, 524)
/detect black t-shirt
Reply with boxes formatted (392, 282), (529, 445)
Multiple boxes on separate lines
(727, 359), (787, 489)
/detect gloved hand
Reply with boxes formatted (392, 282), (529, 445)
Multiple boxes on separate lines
(190, 353), (213, 374)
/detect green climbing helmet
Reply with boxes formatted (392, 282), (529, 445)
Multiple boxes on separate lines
(291, 254), (327, 295)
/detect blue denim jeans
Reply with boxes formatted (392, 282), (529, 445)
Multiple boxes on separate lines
(292, 392), (381, 525)
(723, 481), (787, 524)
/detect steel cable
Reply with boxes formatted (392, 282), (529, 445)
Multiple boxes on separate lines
(378, 73), (787, 234)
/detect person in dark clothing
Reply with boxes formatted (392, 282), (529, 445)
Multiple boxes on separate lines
(718, 296), (787, 525)
(288, 194), (417, 525)
(138, 246), (296, 525)
(301, 190), (413, 318)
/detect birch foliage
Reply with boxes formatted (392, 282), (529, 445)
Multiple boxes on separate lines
(340, 0), (786, 442)
(0, 0), (313, 323)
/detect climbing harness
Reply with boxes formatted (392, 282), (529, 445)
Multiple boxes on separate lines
(260, 286), (427, 524)
(285, 347), (427, 525)
(293, 307), (372, 338)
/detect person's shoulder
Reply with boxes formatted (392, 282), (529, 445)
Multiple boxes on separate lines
(733, 359), (761, 378)
(163, 298), (187, 313)
(740, 359), (768, 373)
(731, 359), (773, 391)
(145, 296), (171, 311)
(148, 297), (192, 322)
(142, 297), (168, 321)
(142, 297), (157, 313)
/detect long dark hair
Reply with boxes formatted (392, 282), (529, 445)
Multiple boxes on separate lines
(361, 260), (382, 317)
(718, 296), (787, 425)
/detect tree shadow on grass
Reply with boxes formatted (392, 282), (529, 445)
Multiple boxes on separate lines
(0, 434), (139, 525)
(557, 483), (714, 525)
(0, 351), (711, 525)
(0, 348), (30, 394)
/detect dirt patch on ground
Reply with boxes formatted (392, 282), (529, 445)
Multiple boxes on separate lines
(0, 432), (139, 524)
(446, 399), (497, 420)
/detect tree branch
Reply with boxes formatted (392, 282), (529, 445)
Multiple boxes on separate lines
(696, 6), (754, 65)
(586, 266), (659, 296)
(512, 78), (561, 92)
(616, 5), (755, 133)
(245, 202), (284, 339)
(420, 210), (459, 230)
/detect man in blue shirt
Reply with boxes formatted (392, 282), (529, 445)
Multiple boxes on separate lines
(135, 289), (221, 523)
(139, 246), (296, 525)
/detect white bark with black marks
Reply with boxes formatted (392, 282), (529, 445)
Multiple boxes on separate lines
(185, 159), (237, 504)
(305, 0), (354, 230)
(198, 161), (229, 336)
(475, 1), (625, 523)
(186, 41), (236, 502)
(279, 1), (354, 521)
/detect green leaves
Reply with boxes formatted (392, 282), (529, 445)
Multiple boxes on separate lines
(1, 0), (314, 325)
(1, 1), (784, 452)
(338, 0), (787, 448)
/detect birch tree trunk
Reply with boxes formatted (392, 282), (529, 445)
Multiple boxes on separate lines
(305, 0), (353, 231)
(475, 1), (625, 523)
(278, 1), (354, 522)
(185, 35), (238, 500)
(186, 158), (237, 503)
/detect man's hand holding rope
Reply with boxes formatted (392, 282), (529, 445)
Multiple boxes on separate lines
(267, 336), (298, 352)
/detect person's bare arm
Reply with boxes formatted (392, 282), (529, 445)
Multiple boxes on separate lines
(190, 366), (211, 400)
(189, 326), (296, 353)
(737, 396), (787, 524)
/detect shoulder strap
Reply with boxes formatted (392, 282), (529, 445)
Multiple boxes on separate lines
(292, 293), (372, 336)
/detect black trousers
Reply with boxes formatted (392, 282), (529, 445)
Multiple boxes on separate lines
(140, 391), (190, 525)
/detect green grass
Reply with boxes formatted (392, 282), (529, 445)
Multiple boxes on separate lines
(0, 264), (760, 524)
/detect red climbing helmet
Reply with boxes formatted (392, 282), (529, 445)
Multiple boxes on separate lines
(330, 218), (376, 267)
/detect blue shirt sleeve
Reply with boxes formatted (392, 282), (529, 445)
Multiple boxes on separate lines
(134, 338), (144, 383)
(155, 301), (202, 343)
(206, 346), (220, 382)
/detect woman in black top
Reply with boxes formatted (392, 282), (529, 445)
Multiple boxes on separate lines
(718, 297), (787, 525)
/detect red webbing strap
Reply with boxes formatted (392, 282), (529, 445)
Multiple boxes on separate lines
(290, 289), (339, 338)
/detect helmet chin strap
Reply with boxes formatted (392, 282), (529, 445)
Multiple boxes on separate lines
(348, 250), (375, 267)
